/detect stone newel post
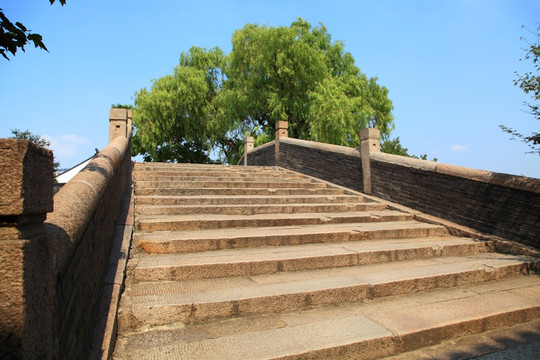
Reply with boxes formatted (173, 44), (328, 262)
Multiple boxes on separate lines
(275, 121), (288, 166)
(360, 128), (380, 194)
(244, 137), (254, 166)
(109, 108), (132, 143)
(0, 139), (55, 359)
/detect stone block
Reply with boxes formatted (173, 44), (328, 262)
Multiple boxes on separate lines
(0, 231), (54, 360)
(275, 121), (288, 138)
(0, 139), (53, 217)
(109, 108), (128, 143)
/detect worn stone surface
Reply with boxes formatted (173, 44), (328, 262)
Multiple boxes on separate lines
(113, 163), (540, 360)
(114, 275), (540, 360)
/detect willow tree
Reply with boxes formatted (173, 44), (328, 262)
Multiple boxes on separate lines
(132, 18), (395, 163)
(132, 47), (225, 163)
(226, 19), (394, 147)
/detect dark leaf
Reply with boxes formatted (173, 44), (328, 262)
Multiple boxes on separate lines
(15, 22), (27, 32)
(27, 33), (48, 51)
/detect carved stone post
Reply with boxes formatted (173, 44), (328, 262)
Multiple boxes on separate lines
(244, 136), (254, 166)
(275, 121), (288, 167)
(360, 128), (380, 194)
(109, 108), (130, 143)
(0, 139), (55, 359)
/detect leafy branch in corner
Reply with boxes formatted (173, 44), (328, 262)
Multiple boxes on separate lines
(500, 25), (540, 155)
(0, 1), (66, 60)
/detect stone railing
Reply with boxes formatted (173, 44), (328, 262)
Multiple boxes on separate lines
(243, 124), (540, 249)
(0, 109), (133, 360)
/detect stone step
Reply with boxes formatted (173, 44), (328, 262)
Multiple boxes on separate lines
(135, 162), (271, 167)
(115, 163), (540, 360)
(134, 237), (491, 281)
(133, 166), (287, 177)
(135, 221), (449, 254)
(135, 210), (414, 232)
(135, 194), (366, 206)
(133, 173), (306, 181)
(135, 202), (384, 216)
(118, 254), (539, 330)
(134, 180), (328, 190)
(135, 187), (346, 196)
(134, 162), (280, 172)
(113, 275), (540, 360)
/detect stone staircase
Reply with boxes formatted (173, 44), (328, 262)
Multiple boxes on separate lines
(113, 163), (540, 359)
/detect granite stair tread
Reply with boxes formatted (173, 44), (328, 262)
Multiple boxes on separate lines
(113, 163), (540, 360)
(135, 221), (449, 253)
(135, 194), (367, 205)
(113, 275), (540, 360)
(118, 255), (539, 332)
(135, 210), (418, 232)
(135, 202), (386, 216)
(133, 237), (491, 281)
(135, 186), (347, 196)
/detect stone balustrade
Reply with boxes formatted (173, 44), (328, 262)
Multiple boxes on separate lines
(0, 109), (132, 360)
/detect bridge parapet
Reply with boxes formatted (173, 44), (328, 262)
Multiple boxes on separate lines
(0, 109), (132, 359)
(244, 124), (540, 249)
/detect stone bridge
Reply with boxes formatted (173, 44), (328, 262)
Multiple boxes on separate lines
(0, 109), (539, 359)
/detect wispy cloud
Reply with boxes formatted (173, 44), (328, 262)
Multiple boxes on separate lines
(42, 134), (92, 166)
(451, 144), (468, 153)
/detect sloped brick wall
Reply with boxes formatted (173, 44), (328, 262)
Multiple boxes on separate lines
(247, 141), (275, 166)
(370, 152), (540, 248)
(247, 138), (364, 192)
(246, 137), (539, 248)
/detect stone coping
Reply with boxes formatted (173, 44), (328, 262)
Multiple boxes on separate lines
(248, 138), (361, 158)
(247, 137), (539, 193)
(248, 139), (275, 153)
(46, 135), (131, 273)
(371, 152), (540, 194)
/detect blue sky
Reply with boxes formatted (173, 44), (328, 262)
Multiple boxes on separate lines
(1, 0), (539, 178)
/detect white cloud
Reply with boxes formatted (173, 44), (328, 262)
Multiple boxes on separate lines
(57, 134), (91, 144)
(451, 144), (468, 153)
(42, 134), (92, 167)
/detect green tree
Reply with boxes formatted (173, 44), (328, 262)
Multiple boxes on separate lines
(500, 26), (540, 155)
(226, 19), (394, 148)
(111, 104), (134, 109)
(10, 128), (60, 173)
(132, 47), (225, 163)
(0, 1), (65, 60)
(132, 19), (395, 164)
(380, 136), (437, 161)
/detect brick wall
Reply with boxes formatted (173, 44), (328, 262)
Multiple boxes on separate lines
(246, 138), (364, 192)
(370, 152), (540, 248)
(247, 141), (275, 166)
(246, 136), (539, 248)
(46, 135), (132, 359)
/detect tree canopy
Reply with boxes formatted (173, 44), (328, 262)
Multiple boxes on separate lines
(500, 26), (540, 155)
(0, 1), (65, 60)
(132, 18), (396, 164)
